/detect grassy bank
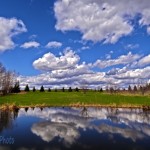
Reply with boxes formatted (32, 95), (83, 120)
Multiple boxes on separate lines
(0, 91), (150, 109)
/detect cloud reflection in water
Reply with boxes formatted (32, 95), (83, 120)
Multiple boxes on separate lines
(18, 107), (150, 145)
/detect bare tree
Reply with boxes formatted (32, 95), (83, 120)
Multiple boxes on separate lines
(2, 71), (14, 95)
(109, 87), (115, 94)
(0, 63), (14, 95)
(80, 80), (88, 94)
(139, 86), (146, 95)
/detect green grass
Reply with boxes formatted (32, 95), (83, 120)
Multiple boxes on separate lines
(0, 91), (150, 107)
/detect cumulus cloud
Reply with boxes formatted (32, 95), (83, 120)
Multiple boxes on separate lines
(54, 0), (150, 43)
(30, 50), (96, 87)
(50, 63), (91, 79)
(93, 52), (141, 69)
(18, 70), (117, 90)
(17, 49), (150, 89)
(25, 49), (115, 88)
(20, 41), (40, 49)
(33, 50), (80, 71)
(114, 66), (150, 79)
(137, 54), (150, 67)
(46, 41), (62, 48)
(0, 17), (27, 52)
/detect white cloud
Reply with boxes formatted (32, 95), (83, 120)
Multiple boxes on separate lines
(50, 63), (91, 79)
(105, 54), (111, 59)
(29, 34), (37, 40)
(54, 0), (150, 43)
(18, 71), (111, 90)
(19, 50), (150, 89)
(20, 41), (40, 49)
(137, 54), (150, 67)
(31, 122), (80, 145)
(147, 27), (150, 34)
(46, 41), (62, 48)
(125, 44), (139, 50)
(115, 66), (150, 79)
(81, 46), (90, 50)
(33, 50), (80, 71)
(93, 52), (141, 69)
(0, 17), (27, 52)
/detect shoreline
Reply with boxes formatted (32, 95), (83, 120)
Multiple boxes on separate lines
(1, 103), (150, 111)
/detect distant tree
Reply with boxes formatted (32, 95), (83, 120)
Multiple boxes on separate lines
(12, 81), (20, 93)
(144, 83), (150, 93)
(147, 83), (150, 90)
(24, 84), (30, 92)
(109, 87), (114, 94)
(75, 87), (79, 92)
(106, 86), (109, 93)
(116, 88), (120, 93)
(128, 85), (132, 92)
(133, 85), (138, 92)
(123, 88), (126, 91)
(48, 88), (51, 92)
(68, 87), (72, 92)
(140, 86), (146, 95)
(40, 85), (45, 92)
(81, 85), (88, 94)
(100, 88), (103, 92)
(62, 87), (65, 92)
(33, 86), (36, 92)
(55, 88), (57, 92)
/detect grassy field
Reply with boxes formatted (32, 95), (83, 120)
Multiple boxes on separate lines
(0, 91), (150, 108)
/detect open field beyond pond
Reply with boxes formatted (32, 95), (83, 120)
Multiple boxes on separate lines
(0, 91), (150, 109)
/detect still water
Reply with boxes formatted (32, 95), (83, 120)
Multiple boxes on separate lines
(0, 107), (150, 150)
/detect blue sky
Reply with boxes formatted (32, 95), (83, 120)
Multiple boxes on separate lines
(0, 0), (150, 89)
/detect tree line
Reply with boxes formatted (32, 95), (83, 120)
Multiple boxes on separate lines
(24, 84), (80, 92)
(24, 83), (150, 95)
(1, 62), (150, 96)
(106, 84), (150, 95)
(21, 83), (150, 95)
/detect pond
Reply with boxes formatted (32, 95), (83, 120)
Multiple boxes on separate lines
(0, 107), (150, 150)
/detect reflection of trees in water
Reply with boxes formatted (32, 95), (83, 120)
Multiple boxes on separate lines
(0, 109), (19, 132)
(25, 107), (29, 112)
(0, 110), (12, 132)
(106, 108), (119, 123)
(13, 108), (19, 119)
(81, 107), (89, 117)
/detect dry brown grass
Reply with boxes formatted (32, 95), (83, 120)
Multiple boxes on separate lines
(69, 102), (144, 109)
(0, 103), (19, 111)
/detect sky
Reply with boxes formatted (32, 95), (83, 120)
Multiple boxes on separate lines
(0, 0), (150, 89)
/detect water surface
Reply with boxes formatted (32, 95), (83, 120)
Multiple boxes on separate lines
(0, 107), (150, 150)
